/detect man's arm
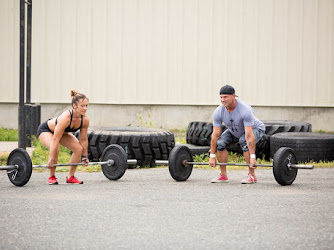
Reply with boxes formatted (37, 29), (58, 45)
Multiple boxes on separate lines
(244, 126), (256, 167)
(209, 126), (221, 167)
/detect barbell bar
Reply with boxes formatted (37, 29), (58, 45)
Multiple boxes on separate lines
(1, 144), (138, 187)
(155, 160), (314, 170)
(3, 158), (137, 170)
(4, 160), (114, 170)
(155, 145), (314, 185)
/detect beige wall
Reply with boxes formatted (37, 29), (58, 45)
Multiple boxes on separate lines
(0, 0), (333, 129)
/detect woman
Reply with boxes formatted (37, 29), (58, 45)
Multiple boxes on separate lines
(36, 90), (90, 185)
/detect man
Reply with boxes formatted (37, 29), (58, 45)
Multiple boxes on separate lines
(209, 85), (265, 184)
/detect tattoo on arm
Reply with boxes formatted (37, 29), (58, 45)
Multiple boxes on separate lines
(248, 142), (252, 146)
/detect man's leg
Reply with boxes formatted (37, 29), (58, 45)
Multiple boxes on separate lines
(239, 128), (265, 183)
(211, 130), (236, 183)
(217, 149), (229, 177)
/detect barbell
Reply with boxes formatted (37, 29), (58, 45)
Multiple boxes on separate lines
(0, 143), (315, 186)
(155, 145), (314, 185)
(1, 144), (137, 187)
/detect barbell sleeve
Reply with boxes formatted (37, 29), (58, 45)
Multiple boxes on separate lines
(288, 164), (314, 169)
(0, 165), (18, 171)
(127, 159), (138, 165)
(155, 160), (169, 165)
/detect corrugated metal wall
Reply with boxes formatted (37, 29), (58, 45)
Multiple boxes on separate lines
(1, 0), (333, 106)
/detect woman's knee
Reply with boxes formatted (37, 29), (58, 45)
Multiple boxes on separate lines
(70, 143), (82, 155)
(71, 142), (83, 155)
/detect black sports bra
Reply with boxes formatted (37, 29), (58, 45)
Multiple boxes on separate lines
(55, 110), (83, 133)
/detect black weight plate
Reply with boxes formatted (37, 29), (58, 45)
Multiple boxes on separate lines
(7, 148), (32, 187)
(273, 147), (298, 186)
(101, 144), (127, 180)
(168, 145), (193, 181)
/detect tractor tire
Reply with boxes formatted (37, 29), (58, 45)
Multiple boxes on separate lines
(75, 127), (175, 168)
(270, 132), (334, 162)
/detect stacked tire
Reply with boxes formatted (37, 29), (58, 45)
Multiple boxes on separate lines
(185, 120), (312, 160)
(75, 127), (175, 167)
(186, 122), (227, 146)
(270, 132), (334, 162)
(255, 120), (312, 160)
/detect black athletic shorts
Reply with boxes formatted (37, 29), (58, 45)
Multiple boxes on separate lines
(36, 120), (53, 138)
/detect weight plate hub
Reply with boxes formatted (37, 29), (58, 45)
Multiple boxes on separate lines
(168, 145), (193, 181)
(7, 148), (32, 187)
(101, 144), (127, 180)
(273, 147), (298, 185)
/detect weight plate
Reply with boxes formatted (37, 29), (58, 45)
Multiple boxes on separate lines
(273, 147), (298, 185)
(101, 144), (127, 180)
(7, 148), (32, 187)
(168, 145), (193, 181)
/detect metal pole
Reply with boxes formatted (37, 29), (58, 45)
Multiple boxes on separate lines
(155, 160), (272, 167)
(32, 160), (114, 168)
(26, 0), (32, 104)
(185, 161), (273, 167)
(18, 0), (26, 149)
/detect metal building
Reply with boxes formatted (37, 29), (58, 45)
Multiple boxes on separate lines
(1, 0), (333, 130)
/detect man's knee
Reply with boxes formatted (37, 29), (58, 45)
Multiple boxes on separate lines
(216, 130), (234, 151)
(217, 144), (227, 151)
(238, 137), (249, 152)
(238, 129), (265, 152)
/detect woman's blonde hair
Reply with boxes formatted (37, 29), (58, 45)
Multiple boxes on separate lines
(70, 89), (89, 107)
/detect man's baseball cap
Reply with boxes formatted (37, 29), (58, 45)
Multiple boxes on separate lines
(220, 85), (238, 96)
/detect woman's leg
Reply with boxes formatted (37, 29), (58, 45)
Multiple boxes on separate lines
(59, 133), (84, 177)
(38, 132), (60, 177)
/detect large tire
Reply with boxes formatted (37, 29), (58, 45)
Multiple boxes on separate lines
(183, 144), (210, 156)
(186, 122), (226, 146)
(75, 127), (175, 167)
(270, 132), (334, 162)
(185, 120), (312, 160)
(262, 120), (312, 135)
(256, 120), (312, 160)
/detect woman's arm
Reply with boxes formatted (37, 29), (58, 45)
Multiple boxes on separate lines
(79, 116), (90, 158)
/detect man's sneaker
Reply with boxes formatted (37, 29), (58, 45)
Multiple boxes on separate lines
(241, 174), (257, 184)
(48, 176), (58, 185)
(66, 176), (83, 184)
(211, 174), (229, 183)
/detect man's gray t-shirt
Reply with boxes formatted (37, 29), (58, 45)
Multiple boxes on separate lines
(213, 99), (265, 138)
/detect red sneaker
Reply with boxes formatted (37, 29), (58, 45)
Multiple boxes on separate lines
(211, 173), (229, 183)
(241, 174), (257, 184)
(66, 176), (83, 184)
(48, 176), (58, 185)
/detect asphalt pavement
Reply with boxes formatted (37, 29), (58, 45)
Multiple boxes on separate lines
(0, 167), (334, 249)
